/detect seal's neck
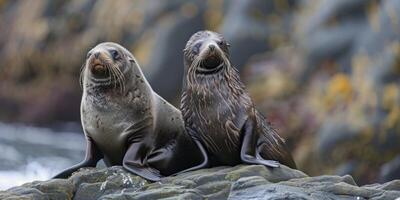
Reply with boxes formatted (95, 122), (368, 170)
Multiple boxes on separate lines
(183, 65), (245, 98)
(181, 65), (252, 119)
(82, 66), (153, 110)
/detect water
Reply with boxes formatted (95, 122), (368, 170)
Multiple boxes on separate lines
(0, 122), (85, 190)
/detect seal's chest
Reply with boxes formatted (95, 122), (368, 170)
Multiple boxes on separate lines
(84, 112), (115, 134)
(197, 106), (245, 147)
(81, 103), (129, 163)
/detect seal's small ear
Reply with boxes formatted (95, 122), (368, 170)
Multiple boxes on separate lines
(129, 58), (136, 63)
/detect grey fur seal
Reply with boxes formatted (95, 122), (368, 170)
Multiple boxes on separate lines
(181, 31), (297, 169)
(53, 42), (205, 181)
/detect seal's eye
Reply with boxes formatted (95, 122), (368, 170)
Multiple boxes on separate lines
(217, 41), (224, 46)
(110, 50), (120, 60)
(86, 52), (92, 59)
(193, 42), (202, 55)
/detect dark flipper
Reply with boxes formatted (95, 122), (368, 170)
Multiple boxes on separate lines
(240, 117), (280, 168)
(123, 143), (162, 182)
(122, 117), (163, 181)
(53, 136), (103, 179)
(173, 138), (209, 175)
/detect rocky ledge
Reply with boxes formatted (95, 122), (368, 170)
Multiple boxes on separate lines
(0, 165), (399, 200)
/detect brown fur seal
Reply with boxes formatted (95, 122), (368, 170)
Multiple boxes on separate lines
(181, 31), (297, 169)
(53, 42), (205, 181)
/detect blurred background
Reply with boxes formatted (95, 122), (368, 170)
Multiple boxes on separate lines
(0, 0), (399, 189)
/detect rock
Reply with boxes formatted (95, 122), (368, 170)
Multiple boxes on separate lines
(380, 156), (400, 183)
(1, 179), (74, 200)
(221, 0), (298, 71)
(140, 0), (207, 102)
(294, 0), (372, 82)
(0, 165), (399, 199)
(71, 167), (147, 200)
(247, 0), (400, 185)
(316, 118), (359, 157)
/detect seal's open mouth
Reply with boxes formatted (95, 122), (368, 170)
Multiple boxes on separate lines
(90, 63), (110, 78)
(203, 55), (222, 69)
(197, 54), (224, 74)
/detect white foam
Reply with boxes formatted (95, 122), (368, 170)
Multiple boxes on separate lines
(0, 161), (62, 190)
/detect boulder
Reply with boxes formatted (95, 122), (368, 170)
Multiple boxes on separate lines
(1, 165), (399, 200)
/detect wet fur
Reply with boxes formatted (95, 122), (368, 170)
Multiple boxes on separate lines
(181, 31), (296, 168)
(53, 42), (204, 181)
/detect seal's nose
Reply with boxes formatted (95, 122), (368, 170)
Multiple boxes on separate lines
(94, 52), (100, 59)
(209, 44), (215, 51)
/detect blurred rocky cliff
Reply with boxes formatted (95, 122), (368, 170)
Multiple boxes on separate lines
(0, 0), (399, 184)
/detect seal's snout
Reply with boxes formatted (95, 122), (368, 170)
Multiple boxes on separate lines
(209, 44), (215, 51)
(89, 54), (105, 71)
(88, 51), (109, 78)
(201, 43), (223, 70)
(202, 42), (218, 55)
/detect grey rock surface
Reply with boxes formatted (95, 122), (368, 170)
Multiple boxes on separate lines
(380, 156), (400, 183)
(1, 165), (399, 200)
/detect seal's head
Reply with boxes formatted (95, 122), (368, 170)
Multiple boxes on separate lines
(183, 30), (230, 75)
(82, 42), (138, 93)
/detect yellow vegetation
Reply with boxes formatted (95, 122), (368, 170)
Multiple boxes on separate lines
(325, 73), (353, 107)
(383, 84), (400, 130)
(133, 32), (156, 68)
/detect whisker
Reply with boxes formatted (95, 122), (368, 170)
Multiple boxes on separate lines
(106, 63), (117, 90)
(113, 66), (121, 91)
(113, 65), (122, 94)
(101, 58), (118, 91)
(114, 64), (125, 94)
(189, 56), (201, 86)
(79, 63), (86, 89)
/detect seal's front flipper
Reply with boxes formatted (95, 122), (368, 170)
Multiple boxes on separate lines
(123, 161), (162, 182)
(53, 136), (103, 179)
(256, 157), (280, 167)
(240, 117), (280, 168)
(123, 143), (163, 182)
(53, 162), (90, 179)
(174, 138), (209, 175)
(245, 154), (280, 168)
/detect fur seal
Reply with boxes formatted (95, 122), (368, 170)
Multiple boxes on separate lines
(53, 42), (205, 181)
(181, 31), (297, 169)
